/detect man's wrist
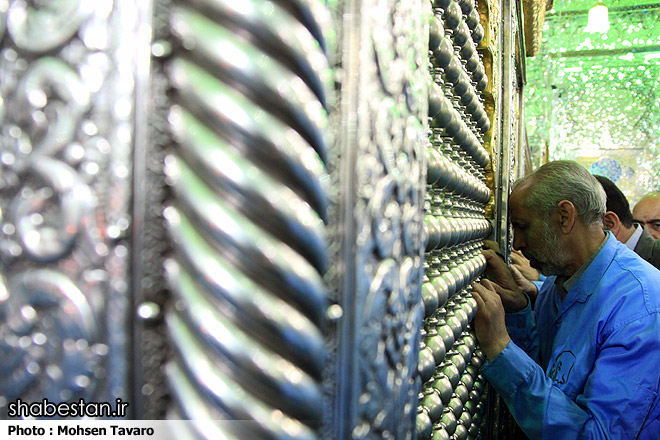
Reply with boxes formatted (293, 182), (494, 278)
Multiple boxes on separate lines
(505, 289), (529, 313)
(522, 282), (538, 300)
(484, 336), (511, 361)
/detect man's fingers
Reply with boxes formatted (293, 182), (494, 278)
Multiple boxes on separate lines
(482, 240), (501, 252)
(481, 279), (507, 304)
(510, 252), (526, 265)
(481, 278), (497, 291)
(473, 281), (493, 293)
(471, 283), (487, 308)
(489, 281), (508, 296)
(510, 265), (525, 282)
(482, 249), (499, 259)
(511, 249), (528, 259)
(474, 280), (501, 303)
(482, 249), (507, 266)
(471, 282), (496, 314)
(480, 278), (505, 298)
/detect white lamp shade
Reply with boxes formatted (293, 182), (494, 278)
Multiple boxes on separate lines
(585, 3), (610, 33)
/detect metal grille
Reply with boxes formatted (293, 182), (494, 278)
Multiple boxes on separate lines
(417, 0), (493, 438)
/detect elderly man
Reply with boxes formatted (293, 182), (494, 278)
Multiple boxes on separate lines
(595, 175), (660, 269)
(633, 191), (660, 239)
(472, 160), (660, 439)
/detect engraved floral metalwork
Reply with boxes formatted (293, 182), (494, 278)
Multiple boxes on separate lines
(323, 0), (429, 438)
(0, 0), (148, 417)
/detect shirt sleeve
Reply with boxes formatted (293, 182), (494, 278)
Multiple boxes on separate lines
(503, 295), (540, 363)
(481, 315), (660, 439)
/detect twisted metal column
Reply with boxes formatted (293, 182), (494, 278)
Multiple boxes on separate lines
(163, 0), (334, 438)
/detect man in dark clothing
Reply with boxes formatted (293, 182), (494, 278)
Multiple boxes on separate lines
(595, 175), (660, 270)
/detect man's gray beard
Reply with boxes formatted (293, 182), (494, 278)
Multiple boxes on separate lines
(535, 220), (572, 277)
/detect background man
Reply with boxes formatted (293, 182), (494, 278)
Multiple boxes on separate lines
(472, 160), (660, 439)
(633, 191), (660, 239)
(595, 175), (660, 269)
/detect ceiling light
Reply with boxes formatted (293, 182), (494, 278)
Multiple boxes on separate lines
(585, 1), (610, 33)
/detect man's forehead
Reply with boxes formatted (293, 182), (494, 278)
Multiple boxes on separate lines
(635, 198), (660, 213)
(508, 200), (527, 222)
(508, 186), (535, 221)
(509, 183), (530, 208)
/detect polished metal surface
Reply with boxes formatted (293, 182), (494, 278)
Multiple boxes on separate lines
(0, 0), (510, 437)
(494, 0), (521, 256)
(0, 0), (151, 417)
(419, 0), (493, 438)
(324, 0), (429, 438)
(163, 0), (333, 437)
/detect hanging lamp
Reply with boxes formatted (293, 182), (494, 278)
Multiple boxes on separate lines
(585, 1), (610, 33)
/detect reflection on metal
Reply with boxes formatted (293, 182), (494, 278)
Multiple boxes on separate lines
(6, 0), (93, 53)
(164, 0), (332, 437)
(494, 0), (518, 256)
(323, 0), (428, 438)
(1, 269), (100, 402)
(487, 0), (528, 435)
(0, 0), (149, 417)
(420, 0), (493, 438)
(0, 0), (523, 436)
(477, 0), (500, 222)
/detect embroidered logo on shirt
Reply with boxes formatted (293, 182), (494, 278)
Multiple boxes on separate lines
(547, 351), (576, 385)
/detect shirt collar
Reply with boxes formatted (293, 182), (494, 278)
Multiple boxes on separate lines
(624, 223), (644, 250)
(551, 232), (618, 313)
(561, 231), (609, 293)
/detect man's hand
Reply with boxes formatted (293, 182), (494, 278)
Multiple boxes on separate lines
(471, 280), (512, 361)
(510, 265), (539, 304)
(482, 239), (502, 253)
(510, 249), (540, 281)
(481, 249), (528, 313)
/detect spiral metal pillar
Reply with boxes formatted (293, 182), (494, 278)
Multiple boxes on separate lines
(161, 0), (334, 438)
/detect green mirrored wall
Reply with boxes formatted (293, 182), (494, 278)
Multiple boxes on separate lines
(525, 0), (660, 203)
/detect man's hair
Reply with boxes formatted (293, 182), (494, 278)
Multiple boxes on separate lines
(593, 175), (634, 228)
(514, 160), (606, 227)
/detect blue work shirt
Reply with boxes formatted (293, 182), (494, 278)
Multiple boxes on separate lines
(481, 232), (660, 439)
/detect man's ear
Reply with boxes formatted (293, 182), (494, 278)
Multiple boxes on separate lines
(556, 200), (577, 233)
(603, 211), (619, 232)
